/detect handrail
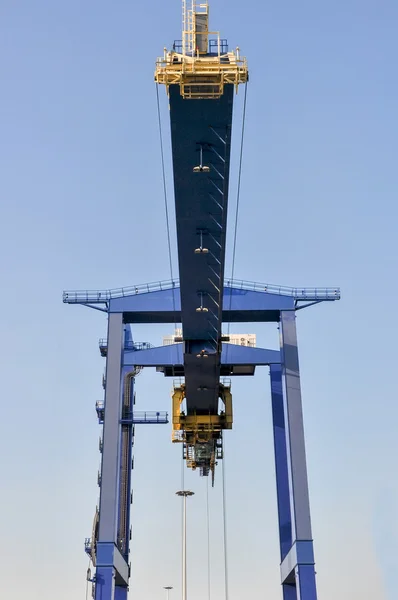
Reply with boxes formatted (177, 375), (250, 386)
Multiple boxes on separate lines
(99, 339), (153, 351)
(64, 278), (340, 304)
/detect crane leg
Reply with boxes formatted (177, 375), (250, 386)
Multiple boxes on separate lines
(270, 311), (318, 600)
(115, 586), (128, 600)
(94, 313), (130, 600)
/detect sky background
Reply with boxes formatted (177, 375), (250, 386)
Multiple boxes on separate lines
(1, 1), (397, 599)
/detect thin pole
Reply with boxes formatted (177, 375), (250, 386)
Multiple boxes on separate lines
(222, 445), (229, 600)
(176, 491), (194, 600)
(182, 494), (187, 600)
(206, 477), (211, 600)
(164, 587), (173, 600)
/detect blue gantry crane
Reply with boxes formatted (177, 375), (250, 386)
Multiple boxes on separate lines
(64, 3), (340, 600)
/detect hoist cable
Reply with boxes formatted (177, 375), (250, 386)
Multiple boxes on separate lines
(206, 476), (211, 600)
(222, 438), (229, 600)
(227, 82), (248, 336)
(155, 83), (175, 284)
(155, 83), (179, 365)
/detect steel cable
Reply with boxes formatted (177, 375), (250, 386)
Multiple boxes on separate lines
(156, 83), (175, 285)
(206, 476), (211, 600)
(227, 82), (248, 336)
(155, 83), (179, 359)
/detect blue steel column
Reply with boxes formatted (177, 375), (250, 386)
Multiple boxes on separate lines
(95, 312), (129, 600)
(114, 364), (135, 600)
(278, 311), (317, 600)
(270, 365), (292, 556)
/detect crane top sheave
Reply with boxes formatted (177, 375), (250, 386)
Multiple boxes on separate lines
(155, 0), (248, 484)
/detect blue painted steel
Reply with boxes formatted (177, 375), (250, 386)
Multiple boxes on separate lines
(274, 312), (318, 599)
(117, 365), (134, 563)
(94, 319), (133, 600)
(270, 364), (292, 561)
(115, 587), (128, 600)
(94, 565), (114, 600)
(123, 343), (280, 369)
(98, 313), (124, 546)
(296, 565), (317, 600)
(63, 278), (340, 304)
(279, 311), (313, 543)
(283, 586), (297, 600)
(108, 286), (294, 324)
(280, 541), (315, 584)
(169, 85), (234, 414)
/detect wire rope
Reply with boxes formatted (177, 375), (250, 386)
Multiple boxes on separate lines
(155, 82), (181, 382)
(221, 437), (229, 600)
(227, 82), (248, 335)
(156, 83), (175, 284)
(206, 476), (211, 600)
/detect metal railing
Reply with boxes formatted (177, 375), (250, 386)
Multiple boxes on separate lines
(131, 411), (168, 424)
(63, 279), (178, 303)
(64, 278), (340, 304)
(224, 278), (341, 301)
(99, 339), (153, 352)
(209, 38), (228, 54)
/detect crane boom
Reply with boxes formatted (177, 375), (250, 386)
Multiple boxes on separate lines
(156, 0), (248, 481)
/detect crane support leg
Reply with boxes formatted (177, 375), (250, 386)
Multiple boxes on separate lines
(115, 586), (128, 600)
(95, 313), (130, 600)
(270, 312), (318, 599)
(64, 280), (340, 600)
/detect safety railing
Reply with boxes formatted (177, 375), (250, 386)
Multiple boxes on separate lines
(99, 339), (153, 354)
(209, 38), (228, 54)
(224, 279), (341, 301)
(64, 278), (340, 304)
(95, 403), (168, 425)
(131, 411), (168, 424)
(170, 39), (229, 55)
(63, 279), (178, 303)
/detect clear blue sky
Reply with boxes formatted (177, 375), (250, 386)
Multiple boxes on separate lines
(0, 1), (397, 599)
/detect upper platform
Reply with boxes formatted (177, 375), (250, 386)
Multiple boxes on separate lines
(155, 1), (248, 99)
(63, 278), (340, 324)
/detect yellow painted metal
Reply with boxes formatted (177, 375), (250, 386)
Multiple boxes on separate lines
(155, 0), (248, 99)
(172, 385), (185, 432)
(171, 381), (233, 442)
(219, 383), (233, 428)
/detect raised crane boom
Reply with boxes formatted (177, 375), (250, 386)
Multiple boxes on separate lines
(156, 1), (248, 481)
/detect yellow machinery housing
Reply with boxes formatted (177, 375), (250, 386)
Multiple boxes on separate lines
(155, 1), (248, 99)
(171, 381), (232, 483)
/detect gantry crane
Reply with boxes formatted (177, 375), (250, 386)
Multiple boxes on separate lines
(64, 3), (340, 600)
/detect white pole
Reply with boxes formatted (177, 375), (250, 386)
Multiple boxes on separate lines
(182, 494), (187, 600)
(176, 491), (194, 600)
(164, 586), (173, 600)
